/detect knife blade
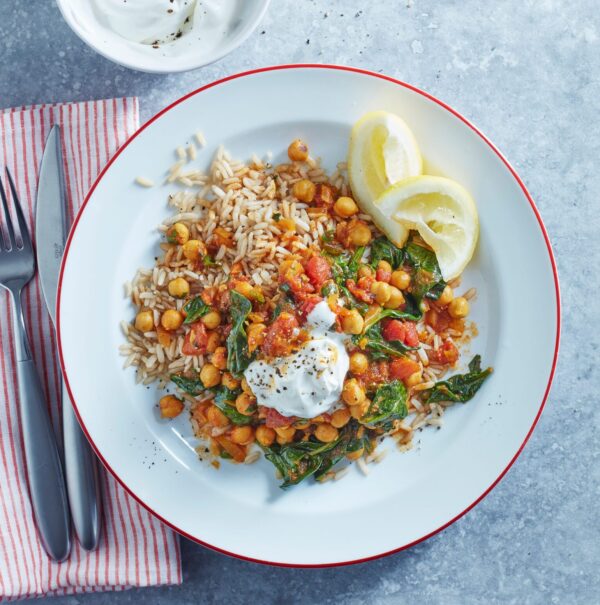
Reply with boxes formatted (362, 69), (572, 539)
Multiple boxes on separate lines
(36, 125), (67, 323)
(36, 125), (102, 551)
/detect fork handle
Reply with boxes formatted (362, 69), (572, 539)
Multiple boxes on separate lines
(11, 291), (71, 561)
(62, 386), (102, 551)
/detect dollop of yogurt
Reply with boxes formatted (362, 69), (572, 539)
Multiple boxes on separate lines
(244, 302), (349, 419)
(66, 0), (245, 63)
(90, 0), (197, 46)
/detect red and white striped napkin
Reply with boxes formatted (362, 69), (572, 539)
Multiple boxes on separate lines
(0, 100), (181, 601)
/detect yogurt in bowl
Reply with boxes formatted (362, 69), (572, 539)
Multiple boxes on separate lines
(56, 0), (270, 73)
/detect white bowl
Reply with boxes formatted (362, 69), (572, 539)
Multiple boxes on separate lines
(58, 65), (560, 566)
(56, 0), (271, 74)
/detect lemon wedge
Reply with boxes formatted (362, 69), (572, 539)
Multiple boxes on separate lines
(348, 111), (423, 246)
(376, 176), (479, 281)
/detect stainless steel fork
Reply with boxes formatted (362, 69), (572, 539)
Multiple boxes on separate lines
(0, 168), (71, 561)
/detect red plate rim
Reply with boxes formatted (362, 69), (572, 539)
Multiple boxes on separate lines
(56, 64), (561, 568)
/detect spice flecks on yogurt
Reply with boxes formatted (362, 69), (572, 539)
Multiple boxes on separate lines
(244, 301), (350, 419)
(89, 0), (197, 46)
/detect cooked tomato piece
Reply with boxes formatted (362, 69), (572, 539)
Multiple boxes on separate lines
(360, 361), (390, 389)
(214, 435), (246, 463)
(346, 279), (375, 304)
(382, 320), (419, 347)
(389, 357), (421, 380)
(313, 184), (335, 207)
(305, 254), (332, 289)
(261, 313), (300, 357)
(426, 308), (451, 333)
(428, 340), (459, 365)
(382, 319), (406, 342)
(263, 407), (295, 428)
(182, 322), (208, 355)
(376, 266), (392, 283)
(403, 322), (419, 347)
(296, 294), (324, 322)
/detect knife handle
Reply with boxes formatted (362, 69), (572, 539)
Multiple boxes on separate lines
(62, 384), (102, 551)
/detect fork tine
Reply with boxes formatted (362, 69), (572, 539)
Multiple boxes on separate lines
(5, 168), (31, 249)
(0, 173), (16, 250)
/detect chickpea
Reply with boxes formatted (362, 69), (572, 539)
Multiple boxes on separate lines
(330, 407), (351, 428)
(167, 277), (190, 299)
(159, 395), (184, 419)
(383, 286), (405, 309)
(235, 392), (256, 416)
(182, 239), (204, 262)
(448, 296), (469, 319)
(161, 309), (183, 331)
(211, 346), (228, 370)
(287, 139), (309, 162)
(157, 327), (172, 347)
(333, 196), (359, 218)
(349, 399), (370, 419)
(346, 446), (365, 461)
(229, 425), (255, 445)
(314, 423), (339, 443)
(405, 370), (423, 388)
(200, 363), (221, 388)
(275, 426), (296, 445)
(166, 222), (189, 245)
(201, 310), (221, 330)
(342, 378), (366, 406)
(341, 309), (364, 335)
(292, 179), (316, 203)
(205, 331), (220, 353)
(255, 425), (276, 447)
(349, 351), (369, 375)
(134, 310), (154, 332)
(390, 270), (411, 291)
(221, 372), (240, 391)
(437, 285), (454, 306)
(348, 222), (372, 247)
(371, 281), (392, 305)
(206, 405), (229, 427)
(377, 260), (392, 275)
(247, 322), (266, 353)
(241, 377), (253, 394)
(358, 264), (375, 279)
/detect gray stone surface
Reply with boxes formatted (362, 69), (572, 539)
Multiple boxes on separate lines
(1, 0), (598, 603)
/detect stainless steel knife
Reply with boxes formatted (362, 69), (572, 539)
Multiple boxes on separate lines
(36, 125), (102, 551)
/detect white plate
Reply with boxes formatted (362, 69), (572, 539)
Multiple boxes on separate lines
(58, 65), (560, 566)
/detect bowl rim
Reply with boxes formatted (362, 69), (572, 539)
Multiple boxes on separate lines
(55, 0), (272, 74)
(57, 64), (561, 568)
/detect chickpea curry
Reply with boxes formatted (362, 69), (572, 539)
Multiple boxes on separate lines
(128, 139), (492, 488)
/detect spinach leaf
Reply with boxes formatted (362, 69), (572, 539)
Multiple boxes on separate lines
(262, 422), (358, 488)
(426, 355), (493, 403)
(212, 386), (255, 425)
(329, 246), (365, 286)
(369, 236), (405, 269)
(170, 374), (205, 396)
(226, 291), (254, 377)
(362, 380), (408, 431)
(320, 281), (338, 297)
(353, 321), (416, 360)
(362, 306), (422, 333)
(404, 241), (446, 303)
(326, 246), (369, 312)
(183, 297), (211, 324)
(272, 283), (295, 319)
(202, 255), (219, 267)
